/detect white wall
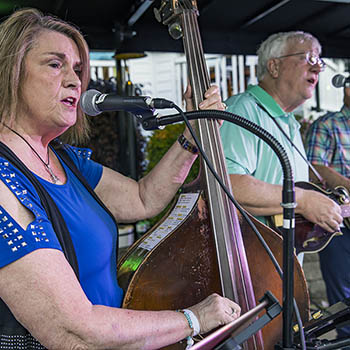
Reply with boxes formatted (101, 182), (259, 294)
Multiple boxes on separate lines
(127, 52), (181, 115)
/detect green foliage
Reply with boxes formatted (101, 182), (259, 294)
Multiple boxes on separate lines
(144, 123), (200, 226)
(144, 123), (199, 182)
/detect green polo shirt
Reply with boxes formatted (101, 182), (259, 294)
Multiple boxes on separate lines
(220, 84), (309, 225)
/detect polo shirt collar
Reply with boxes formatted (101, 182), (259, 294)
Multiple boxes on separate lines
(247, 84), (287, 118)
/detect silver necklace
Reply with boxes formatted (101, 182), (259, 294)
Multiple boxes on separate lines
(5, 125), (60, 184)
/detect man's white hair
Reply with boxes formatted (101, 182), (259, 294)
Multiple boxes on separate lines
(256, 31), (322, 81)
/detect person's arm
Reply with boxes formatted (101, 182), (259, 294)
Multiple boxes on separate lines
(0, 249), (239, 350)
(229, 174), (284, 216)
(95, 85), (225, 223)
(309, 164), (350, 190)
(229, 173), (342, 233)
(0, 181), (240, 350)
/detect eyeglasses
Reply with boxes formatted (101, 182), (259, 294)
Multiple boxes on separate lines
(275, 51), (326, 71)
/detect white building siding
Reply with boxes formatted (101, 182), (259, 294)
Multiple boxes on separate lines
(90, 51), (348, 121)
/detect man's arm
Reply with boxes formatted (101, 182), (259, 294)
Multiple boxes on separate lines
(230, 173), (342, 233)
(310, 164), (350, 190)
(229, 174), (284, 216)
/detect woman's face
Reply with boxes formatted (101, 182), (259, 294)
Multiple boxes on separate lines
(18, 30), (82, 134)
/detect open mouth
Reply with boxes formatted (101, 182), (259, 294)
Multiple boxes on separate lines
(62, 97), (77, 107)
(307, 77), (316, 85)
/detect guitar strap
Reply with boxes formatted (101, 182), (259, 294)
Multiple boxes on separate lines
(257, 103), (325, 185)
(257, 103), (350, 229)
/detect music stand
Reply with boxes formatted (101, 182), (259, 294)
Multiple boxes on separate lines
(293, 298), (350, 349)
(190, 291), (282, 350)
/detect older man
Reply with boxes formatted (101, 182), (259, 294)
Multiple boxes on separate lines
(305, 85), (350, 340)
(220, 31), (342, 262)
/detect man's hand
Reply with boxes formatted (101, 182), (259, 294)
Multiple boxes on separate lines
(296, 187), (343, 232)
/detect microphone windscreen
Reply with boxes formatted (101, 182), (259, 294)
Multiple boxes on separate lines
(80, 89), (101, 116)
(332, 74), (346, 88)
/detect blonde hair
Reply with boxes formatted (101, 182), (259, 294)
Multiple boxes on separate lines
(0, 8), (91, 144)
(256, 31), (321, 81)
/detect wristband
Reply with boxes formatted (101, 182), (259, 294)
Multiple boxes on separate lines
(182, 309), (200, 336)
(178, 134), (198, 154)
(177, 309), (201, 349)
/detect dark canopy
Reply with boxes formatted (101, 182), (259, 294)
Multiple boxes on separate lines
(1, 0), (350, 57)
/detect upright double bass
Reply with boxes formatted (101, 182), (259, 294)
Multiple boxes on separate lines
(117, 1), (309, 349)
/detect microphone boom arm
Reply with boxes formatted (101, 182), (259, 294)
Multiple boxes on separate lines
(141, 108), (304, 349)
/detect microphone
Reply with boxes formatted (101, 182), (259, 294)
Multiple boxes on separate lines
(332, 74), (350, 88)
(80, 89), (174, 116)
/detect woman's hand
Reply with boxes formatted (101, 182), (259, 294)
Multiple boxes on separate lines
(188, 293), (241, 334)
(184, 84), (226, 112)
(182, 84), (225, 139)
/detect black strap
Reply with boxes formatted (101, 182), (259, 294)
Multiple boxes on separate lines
(257, 103), (325, 185)
(0, 141), (77, 346)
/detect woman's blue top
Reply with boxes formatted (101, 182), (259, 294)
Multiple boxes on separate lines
(0, 145), (124, 308)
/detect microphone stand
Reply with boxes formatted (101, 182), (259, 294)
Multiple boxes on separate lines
(138, 108), (302, 349)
